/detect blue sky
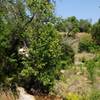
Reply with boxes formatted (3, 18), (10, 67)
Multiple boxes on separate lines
(55, 0), (100, 23)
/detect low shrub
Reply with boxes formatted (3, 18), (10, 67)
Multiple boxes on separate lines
(66, 92), (80, 100)
(79, 33), (94, 52)
(85, 60), (95, 83)
(89, 90), (100, 100)
(60, 43), (74, 68)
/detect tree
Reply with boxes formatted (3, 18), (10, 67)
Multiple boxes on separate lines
(55, 17), (68, 32)
(0, 0), (29, 88)
(79, 19), (92, 33)
(92, 19), (100, 45)
(66, 16), (79, 36)
(0, 0), (63, 92)
(55, 16), (79, 37)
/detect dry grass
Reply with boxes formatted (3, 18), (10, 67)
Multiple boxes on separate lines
(53, 67), (93, 98)
(74, 52), (95, 65)
(75, 32), (92, 38)
(35, 95), (62, 100)
(0, 89), (62, 100)
(0, 91), (16, 100)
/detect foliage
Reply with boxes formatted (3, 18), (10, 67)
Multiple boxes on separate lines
(79, 33), (94, 52)
(92, 19), (100, 45)
(85, 60), (95, 82)
(66, 16), (79, 36)
(0, 0), (100, 96)
(55, 16), (79, 37)
(20, 23), (62, 91)
(95, 55), (100, 67)
(55, 18), (68, 32)
(55, 17), (93, 37)
(60, 43), (74, 68)
(0, 0), (66, 92)
(66, 92), (80, 100)
(89, 90), (100, 100)
(79, 19), (92, 33)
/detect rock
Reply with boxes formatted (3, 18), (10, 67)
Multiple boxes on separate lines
(60, 70), (65, 74)
(18, 47), (29, 57)
(17, 87), (35, 100)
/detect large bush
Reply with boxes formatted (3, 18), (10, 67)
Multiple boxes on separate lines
(79, 33), (94, 52)
(60, 43), (74, 67)
(79, 19), (92, 33)
(92, 19), (100, 45)
(19, 23), (62, 92)
(0, 0), (68, 93)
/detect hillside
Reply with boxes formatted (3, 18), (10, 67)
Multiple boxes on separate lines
(0, 1), (100, 100)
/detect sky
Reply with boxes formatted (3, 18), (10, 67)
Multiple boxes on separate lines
(55, 0), (100, 23)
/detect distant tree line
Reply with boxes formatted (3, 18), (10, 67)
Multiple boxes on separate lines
(55, 16), (100, 45)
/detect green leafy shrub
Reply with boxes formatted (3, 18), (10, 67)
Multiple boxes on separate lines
(85, 60), (95, 82)
(79, 33), (94, 52)
(92, 19), (100, 45)
(60, 43), (74, 68)
(89, 90), (100, 100)
(79, 19), (92, 33)
(18, 23), (62, 92)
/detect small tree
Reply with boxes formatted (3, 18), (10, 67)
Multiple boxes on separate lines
(79, 19), (92, 33)
(66, 16), (79, 37)
(92, 19), (100, 45)
(20, 23), (62, 91)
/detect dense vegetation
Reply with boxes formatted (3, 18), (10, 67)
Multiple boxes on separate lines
(0, 0), (63, 92)
(0, 0), (100, 99)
